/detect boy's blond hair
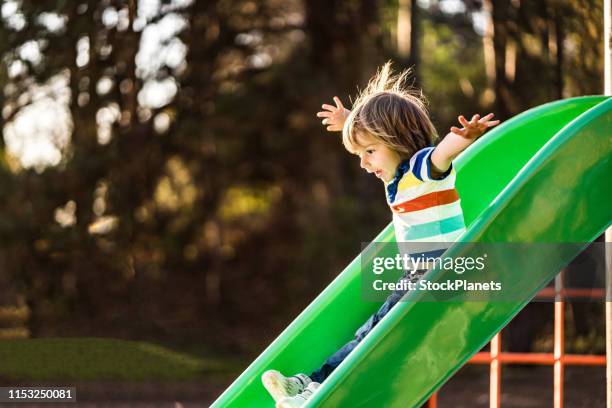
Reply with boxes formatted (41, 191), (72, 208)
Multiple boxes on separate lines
(343, 62), (438, 159)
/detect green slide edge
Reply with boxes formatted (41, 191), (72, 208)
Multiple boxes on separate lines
(211, 95), (611, 407)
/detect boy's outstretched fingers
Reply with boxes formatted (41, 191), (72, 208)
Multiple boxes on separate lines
(451, 112), (500, 138)
(333, 96), (344, 109)
(316, 106), (335, 125)
(479, 113), (500, 127)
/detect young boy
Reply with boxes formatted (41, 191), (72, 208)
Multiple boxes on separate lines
(262, 63), (499, 408)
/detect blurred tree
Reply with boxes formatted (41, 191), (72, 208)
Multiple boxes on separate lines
(0, 0), (604, 356)
(482, 0), (603, 118)
(0, 0), (389, 351)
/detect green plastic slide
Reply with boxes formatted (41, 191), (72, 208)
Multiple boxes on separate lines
(211, 96), (612, 407)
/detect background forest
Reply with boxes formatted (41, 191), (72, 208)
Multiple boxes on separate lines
(0, 0), (607, 403)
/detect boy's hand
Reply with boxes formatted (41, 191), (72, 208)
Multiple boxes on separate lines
(450, 113), (500, 139)
(316, 96), (350, 132)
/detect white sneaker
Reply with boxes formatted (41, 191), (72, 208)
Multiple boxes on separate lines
(276, 382), (321, 408)
(262, 370), (312, 402)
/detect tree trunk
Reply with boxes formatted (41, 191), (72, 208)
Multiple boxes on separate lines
(397, 0), (411, 59)
(482, 0), (496, 107)
(396, 0), (420, 78)
(553, 5), (565, 100)
(490, 0), (518, 118)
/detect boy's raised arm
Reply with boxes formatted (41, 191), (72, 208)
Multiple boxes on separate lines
(430, 113), (500, 174)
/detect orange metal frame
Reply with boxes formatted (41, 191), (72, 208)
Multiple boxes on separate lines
(427, 271), (606, 408)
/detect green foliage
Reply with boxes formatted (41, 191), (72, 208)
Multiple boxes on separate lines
(420, 19), (487, 132)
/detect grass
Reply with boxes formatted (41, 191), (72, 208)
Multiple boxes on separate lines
(0, 338), (239, 382)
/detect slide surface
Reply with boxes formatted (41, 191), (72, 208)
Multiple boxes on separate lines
(211, 96), (612, 407)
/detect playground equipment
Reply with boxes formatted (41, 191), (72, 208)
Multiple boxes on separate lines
(211, 95), (612, 407)
(427, 271), (607, 408)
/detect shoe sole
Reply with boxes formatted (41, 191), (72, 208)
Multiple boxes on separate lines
(262, 371), (292, 402)
(275, 383), (320, 408)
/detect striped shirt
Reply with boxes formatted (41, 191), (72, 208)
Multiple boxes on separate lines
(386, 147), (466, 259)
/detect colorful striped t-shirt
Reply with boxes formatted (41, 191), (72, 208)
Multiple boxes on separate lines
(385, 147), (466, 258)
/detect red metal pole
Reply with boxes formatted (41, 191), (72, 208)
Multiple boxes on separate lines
(427, 392), (438, 408)
(554, 273), (565, 408)
(536, 287), (605, 299)
(469, 352), (606, 365)
(490, 333), (501, 408)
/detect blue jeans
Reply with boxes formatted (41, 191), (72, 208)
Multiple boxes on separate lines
(309, 269), (426, 383)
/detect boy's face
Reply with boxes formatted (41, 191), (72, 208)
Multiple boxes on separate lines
(353, 132), (401, 183)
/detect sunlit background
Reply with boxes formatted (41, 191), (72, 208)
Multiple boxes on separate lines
(0, 0), (606, 405)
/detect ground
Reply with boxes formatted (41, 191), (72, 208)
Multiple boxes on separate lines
(0, 337), (605, 407)
(0, 365), (604, 407)
(438, 365), (605, 408)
